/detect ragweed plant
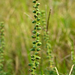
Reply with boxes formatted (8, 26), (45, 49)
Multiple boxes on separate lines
(41, 10), (58, 75)
(41, 10), (54, 69)
(29, 0), (41, 75)
(45, 32), (57, 75)
(0, 22), (5, 75)
(45, 9), (54, 69)
(40, 10), (47, 74)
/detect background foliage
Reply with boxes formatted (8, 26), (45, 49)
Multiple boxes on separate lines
(0, 0), (75, 75)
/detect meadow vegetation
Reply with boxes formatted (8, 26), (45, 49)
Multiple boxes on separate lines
(0, 0), (75, 75)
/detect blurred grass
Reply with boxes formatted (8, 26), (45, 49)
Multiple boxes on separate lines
(0, 0), (75, 75)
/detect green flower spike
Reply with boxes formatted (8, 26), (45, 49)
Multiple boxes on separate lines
(29, 0), (41, 75)
(0, 22), (5, 75)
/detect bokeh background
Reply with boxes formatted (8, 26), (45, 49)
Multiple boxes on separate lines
(0, 0), (75, 75)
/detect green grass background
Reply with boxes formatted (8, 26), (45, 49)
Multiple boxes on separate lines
(0, 0), (75, 75)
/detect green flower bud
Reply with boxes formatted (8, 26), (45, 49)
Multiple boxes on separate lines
(33, 41), (36, 44)
(29, 69), (33, 72)
(33, 5), (38, 8)
(35, 62), (39, 66)
(28, 63), (33, 66)
(32, 20), (36, 23)
(36, 37), (39, 40)
(36, 40), (39, 42)
(34, 26), (36, 30)
(34, 15), (37, 18)
(36, 9), (39, 11)
(33, 45), (36, 48)
(37, 12), (40, 15)
(31, 55), (35, 58)
(32, 66), (36, 69)
(32, 35), (36, 38)
(37, 18), (40, 21)
(37, 42), (42, 46)
(33, 10), (36, 13)
(37, 32), (40, 36)
(35, 24), (39, 27)
(31, 58), (35, 61)
(35, 52), (39, 55)
(36, 56), (40, 60)
(37, 48), (41, 51)
(36, 3), (40, 6)
(37, 27), (41, 30)
(32, 30), (36, 34)
(30, 48), (35, 51)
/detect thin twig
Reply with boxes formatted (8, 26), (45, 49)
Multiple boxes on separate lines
(45, 5), (47, 27)
(24, 12), (33, 20)
(46, 9), (51, 32)
(55, 67), (59, 75)
(69, 64), (74, 75)
(60, 54), (71, 63)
